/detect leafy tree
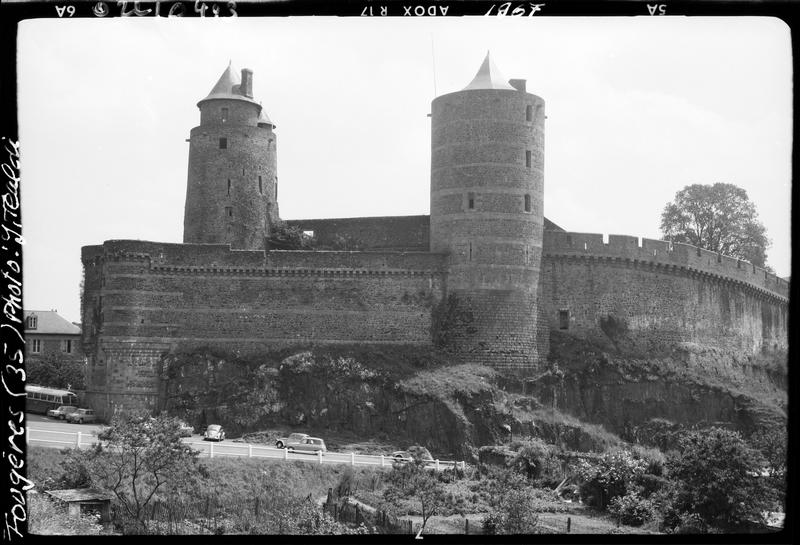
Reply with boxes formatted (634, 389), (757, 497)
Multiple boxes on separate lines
(608, 491), (656, 526)
(660, 183), (771, 267)
(509, 439), (562, 486)
(80, 412), (200, 532)
(26, 353), (85, 390)
(382, 460), (448, 534)
(665, 427), (770, 531)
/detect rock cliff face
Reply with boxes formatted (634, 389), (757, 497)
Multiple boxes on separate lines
(161, 338), (787, 459)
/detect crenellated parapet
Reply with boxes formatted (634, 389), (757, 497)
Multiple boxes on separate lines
(543, 231), (788, 302)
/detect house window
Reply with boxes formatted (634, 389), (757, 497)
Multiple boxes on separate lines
(221, 108), (229, 122)
(526, 105), (533, 122)
(524, 194), (531, 213)
(559, 310), (569, 330)
(62, 339), (72, 354)
(258, 176), (263, 194)
(467, 192), (475, 210)
(26, 315), (37, 329)
(32, 339), (41, 353)
(227, 179), (231, 196)
(225, 207), (233, 217)
(525, 150), (531, 168)
(219, 137), (227, 149)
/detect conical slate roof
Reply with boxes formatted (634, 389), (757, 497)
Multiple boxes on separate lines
(257, 106), (275, 129)
(462, 51), (515, 91)
(198, 62), (260, 107)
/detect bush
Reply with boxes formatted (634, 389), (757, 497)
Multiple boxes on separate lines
(481, 488), (541, 534)
(665, 427), (770, 530)
(608, 492), (656, 526)
(509, 439), (562, 486)
(28, 492), (105, 535)
(576, 450), (647, 509)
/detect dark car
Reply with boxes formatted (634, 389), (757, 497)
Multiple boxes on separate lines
(289, 437), (327, 454)
(203, 424), (225, 442)
(66, 408), (97, 424)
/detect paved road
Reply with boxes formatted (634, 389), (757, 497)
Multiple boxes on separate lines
(26, 414), (462, 470)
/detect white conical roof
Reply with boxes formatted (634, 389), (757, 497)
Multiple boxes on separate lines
(462, 51), (515, 91)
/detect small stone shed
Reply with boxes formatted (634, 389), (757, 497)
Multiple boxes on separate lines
(45, 488), (114, 522)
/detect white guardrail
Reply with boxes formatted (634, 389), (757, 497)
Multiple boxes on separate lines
(27, 428), (466, 471)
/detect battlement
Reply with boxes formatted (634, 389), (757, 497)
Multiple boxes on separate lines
(82, 240), (447, 276)
(543, 231), (789, 300)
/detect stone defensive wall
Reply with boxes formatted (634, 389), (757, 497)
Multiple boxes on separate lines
(80, 239), (447, 417)
(286, 215), (431, 251)
(541, 231), (788, 355)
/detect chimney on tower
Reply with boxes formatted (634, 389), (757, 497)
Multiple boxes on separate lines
(240, 69), (254, 98)
(508, 79), (527, 92)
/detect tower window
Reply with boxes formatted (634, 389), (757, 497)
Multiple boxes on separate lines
(525, 150), (531, 168)
(469, 242), (473, 261)
(26, 315), (37, 329)
(62, 339), (72, 354)
(526, 105), (532, 121)
(559, 310), (569, 330)
(221, 108), (229, 123)
(524, 194), (532, 213)
(219, 137), (227, 149)
(225, 207), (233, 217)
(227, 179), (231, 196)
(32, 339), (41, 353)
(467, 192), (475, 210)
(258, 176), (263, 194)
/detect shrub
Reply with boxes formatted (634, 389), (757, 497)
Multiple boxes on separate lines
(576, 450), (647, 509)
(481, 488), (541, 534)
(608, 492), (656, 526)
(509, 439), (562, 485)
(28, 492), (105, 535)
(665, 427), (770, 530)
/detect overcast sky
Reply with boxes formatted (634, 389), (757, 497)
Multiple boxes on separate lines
(19, 16), (792, 324)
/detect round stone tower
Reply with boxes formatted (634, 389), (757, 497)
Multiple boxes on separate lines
(430, 52), (545, 370)
(183, 63), (280, 250)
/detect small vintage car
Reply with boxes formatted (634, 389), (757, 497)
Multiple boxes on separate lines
(177, 420), (194, 437)
(66, 408), (96, 424)
(392, 445), (434, 463)
(275, 432), (309, 449)
(203, 424), (225, 442)
(47, 405), (79, 420)
(289, 436), (327, 454)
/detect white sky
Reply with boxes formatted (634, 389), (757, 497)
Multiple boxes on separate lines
(18, 17), (792, 324)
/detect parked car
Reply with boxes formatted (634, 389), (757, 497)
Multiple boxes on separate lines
(392, 445), (433, 463)
(275, 432), (308, 449)
(177, 420), (194, 437)
(203, 424), (225, 442)
(47, 405), (78, 420)
(289, 436), (327, 454)
(66, 409), (96, 424)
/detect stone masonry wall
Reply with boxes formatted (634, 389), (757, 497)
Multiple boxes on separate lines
(286, 215), (430, 251)
(81, 240), (447, 417)
(541, 231), (789, 355)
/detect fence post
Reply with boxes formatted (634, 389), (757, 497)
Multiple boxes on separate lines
(351, 452), (355, 466)
(248, 444), (253, 458)
(209, 442), (214, 458)
(75, 431), (81, 448)
(381, 454), (385, 467)
(319, 450), (323, 464)
(284, 447), (288, 460)
(567, 516), (571, 533)
(435, 459), (440, 471)
(465, 518), (469, 534)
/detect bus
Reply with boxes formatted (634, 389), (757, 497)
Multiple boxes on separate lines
(25, 385), (79, 414)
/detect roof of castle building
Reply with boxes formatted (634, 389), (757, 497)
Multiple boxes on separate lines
(257, 106), (275, 128)
(199, 62), (261, 107)
(463, 51), (516, 91)
(24, 310), (81, 335)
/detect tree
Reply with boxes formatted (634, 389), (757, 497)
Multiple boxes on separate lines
(382, 460), (448, 534)
(576, 449), (647, 509)
(483, 487), (541, 534)
(665, 427), (770, 531)
(26, 353), (86, 390)
(660, 183), (771, 267)
(80, 412), (200, 532)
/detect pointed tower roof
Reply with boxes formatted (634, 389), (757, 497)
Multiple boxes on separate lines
(257, 106), (276, 129)
(198, 62), (260, 107)
(462, 51), (515, 91)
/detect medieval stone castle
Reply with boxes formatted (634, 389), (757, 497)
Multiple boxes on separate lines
(80, 55), (789, 418)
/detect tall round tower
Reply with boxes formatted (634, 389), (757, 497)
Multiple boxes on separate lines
(430, 52), (545, 370)
(183, 63), (280, 249)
